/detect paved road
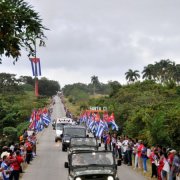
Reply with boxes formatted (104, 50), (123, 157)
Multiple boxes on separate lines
(22, 95), (145, 180)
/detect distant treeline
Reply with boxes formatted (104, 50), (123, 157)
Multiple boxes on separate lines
(0, 73), (60, 96)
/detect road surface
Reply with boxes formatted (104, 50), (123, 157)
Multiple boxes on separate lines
(22, 95), (145, 180)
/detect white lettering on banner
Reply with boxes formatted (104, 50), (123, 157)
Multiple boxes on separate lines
(89, 106), (108, 111)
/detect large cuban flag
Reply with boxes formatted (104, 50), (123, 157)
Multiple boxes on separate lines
(41, 111), (51, 126)
(108, 113), (119, 131)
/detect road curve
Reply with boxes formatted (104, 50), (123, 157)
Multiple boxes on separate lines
(22, 95), (146, 180)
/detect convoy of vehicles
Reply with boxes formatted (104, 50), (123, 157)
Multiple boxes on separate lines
(65, 151), (121, 180)
(54, 117), (73, 142)
(54, 112), (120, 179)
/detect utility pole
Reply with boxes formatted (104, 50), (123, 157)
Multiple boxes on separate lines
(34, 39), (39, 97)
(30, 39), (41, 97)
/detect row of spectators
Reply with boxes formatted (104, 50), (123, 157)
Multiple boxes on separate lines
(102, 132), (180, 180)
(0, 130), (37, 180)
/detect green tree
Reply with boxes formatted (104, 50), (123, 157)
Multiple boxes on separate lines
(20, 76), (34, 86)
(3, 127), (18, 143)
(154, 59), (173, 83)
(125, 69), (140, 83)
(38, 77), (60, 96)
(108, 81), (121, 97)
(0, 73), (22, 93)
(0, 0), (47, 63)
(91, 75), (100, 95)
(142, 64), (155, 80)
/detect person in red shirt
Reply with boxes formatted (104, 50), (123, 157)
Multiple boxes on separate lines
(10, 150), (24, 180)
(158, 151), (165, 180)
(137, 140), (144, 169)
(25, 139), (32, 164)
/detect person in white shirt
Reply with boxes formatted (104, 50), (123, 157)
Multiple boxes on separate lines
(122, 136), (129, 164)
(133, 139), (139, 169)
(116, 137), (122, 160)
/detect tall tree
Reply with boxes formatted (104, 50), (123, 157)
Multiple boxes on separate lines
(154, 59), (173, 83)
(142, 64), (155, 80)
(0, 0), (47, 63)
(108, 81), (121, 97)
(125, 69), (140, 83)
(19, 76), (34, 85)
(91, 75), (100, 95)
(38, 77), (60, 96)
(0, 73), (21, 93)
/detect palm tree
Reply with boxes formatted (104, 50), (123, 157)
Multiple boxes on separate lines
(142, 64), (155, 80)
(154, 59), (173, 83)
(91, 75), (99, 95)
(125, 69), (140, 83)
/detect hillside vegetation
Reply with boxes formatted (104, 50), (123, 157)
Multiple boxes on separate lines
(88, 81), (180, 149)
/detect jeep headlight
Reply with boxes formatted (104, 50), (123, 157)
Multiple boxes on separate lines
(75, 177), (82, 180)
(65, 140), (70, 143)
(107, 176), (114, 180)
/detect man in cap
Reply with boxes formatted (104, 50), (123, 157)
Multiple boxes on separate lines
(1, 147), (10, 159)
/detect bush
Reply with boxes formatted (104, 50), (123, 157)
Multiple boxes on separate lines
(3, 127), (18, 144)
(16, 121), (30, 137)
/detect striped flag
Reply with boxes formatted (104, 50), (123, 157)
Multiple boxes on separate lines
(96, 120), (105, 137)
(41, 113), (51, 126)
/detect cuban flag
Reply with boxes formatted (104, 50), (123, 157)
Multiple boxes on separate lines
(83, 114), (87, 123)
(29, 120), (35, 130)
(88, 120), (94, 130)
(41, 113), (51, 126)
(29, 58), (42, 76)
(94, 121), (99, 133)
(108, 113), (118, 131)
(96, 120), (105, 137)
(35, 119), (40, 131)
(103, 112), (109, 122)
(103, 120), (109, 131)
(79, 113), (84, 124)
(29, 110), (36, 129)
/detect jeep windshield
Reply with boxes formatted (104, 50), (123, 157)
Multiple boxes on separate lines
(71, 152), (114, 166)
(64, 128), (86, 137)
(56, 123), (64, 130)
(70, 138), (97, 147)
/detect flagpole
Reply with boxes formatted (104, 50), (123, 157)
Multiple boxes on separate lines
(34, 39), (39, 97)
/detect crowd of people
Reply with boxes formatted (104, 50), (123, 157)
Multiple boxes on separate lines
(0, 129), (37, 180)
(102, 132), (180, 180)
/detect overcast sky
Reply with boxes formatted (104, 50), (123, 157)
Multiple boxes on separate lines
(1, 0), (180, 87)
